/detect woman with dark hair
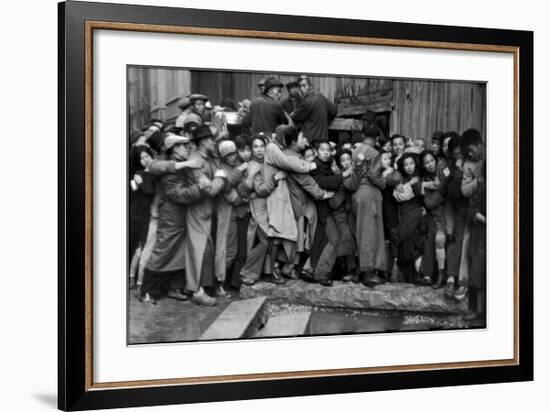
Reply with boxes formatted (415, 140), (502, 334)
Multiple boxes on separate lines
(129, 146), (156, 289)
(391, 134), (407, 168)
(418, 150), (447, 288)
(377, 135), (393, 154)
(393, 152), (425, 283)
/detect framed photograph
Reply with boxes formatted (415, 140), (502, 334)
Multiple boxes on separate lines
(58, 1), (533, 410)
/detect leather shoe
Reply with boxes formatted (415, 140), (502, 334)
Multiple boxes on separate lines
(241, 277), (257, 286)
(318, 277), (333, 287)
(282, 269), (299, 280)
(300, 270), (317, 283)
(191, 290), (217, 306)
(167, 289), (189, 301)
(361, 271), (384, 287)
(342, 273), (359, 283)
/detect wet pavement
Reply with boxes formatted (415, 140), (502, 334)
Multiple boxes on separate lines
(129, 284), (484, 344)
(128, 292), (232, 344)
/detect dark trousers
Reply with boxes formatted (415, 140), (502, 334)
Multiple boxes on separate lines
(314, 216), (340, 279)
(142, 268), (184, 299)
(446, 206), (467, 279)
(229, 213), (250, 289)
(240, 225), (270, 282)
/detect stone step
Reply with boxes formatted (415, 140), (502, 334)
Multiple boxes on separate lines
(240, 280), (468, 315)
(199, 297), (268, 341)
(255, 310), (312, 338)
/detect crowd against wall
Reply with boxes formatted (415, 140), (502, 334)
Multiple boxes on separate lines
(129, 74), (486, 319)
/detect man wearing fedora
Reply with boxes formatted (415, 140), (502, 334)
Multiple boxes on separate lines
(183, 125), (228, 306)
(241, 76), (288, 136)
(175, 96), (192, 128)
(137, 134), (202, 305)
(291, 75), (337, 145)
(186, 93), (209, 126)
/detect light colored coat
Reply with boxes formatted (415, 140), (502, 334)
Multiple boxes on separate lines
(183, 150), (225, 292)
(350, 144), (387, 272)
(263, 140), (311, 242)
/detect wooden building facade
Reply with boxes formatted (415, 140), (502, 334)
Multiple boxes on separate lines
(129, 67), (486, 141)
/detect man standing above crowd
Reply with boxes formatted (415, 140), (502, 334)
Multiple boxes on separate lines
(257, 78), (266, 95)
(291, 75), (337, 144)
(241, 77), (288, 135)
(281, 80), (301, 116)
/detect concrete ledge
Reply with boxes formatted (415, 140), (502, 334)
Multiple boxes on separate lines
(256, 310), (312, 338)
(240, 280), (468, 315)
(200, 297), (267, 340)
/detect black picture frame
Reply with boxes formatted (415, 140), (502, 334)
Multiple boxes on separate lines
(58, 1), (533, 410)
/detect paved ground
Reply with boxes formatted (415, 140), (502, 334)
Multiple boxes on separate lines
(128, 292), (235, 344)
(129, 280), (484, 344)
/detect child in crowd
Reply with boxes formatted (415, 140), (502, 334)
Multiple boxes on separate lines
(380, 150), (402, 281)
(303, 147), (316, 163)
(412, 137), (426, 153)
(378, 136), (393, 154)
(235, 134), (252, 163)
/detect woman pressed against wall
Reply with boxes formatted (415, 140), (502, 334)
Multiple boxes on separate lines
(393, 153), (425, 283)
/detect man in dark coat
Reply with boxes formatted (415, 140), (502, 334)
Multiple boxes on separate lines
(137, 134), (203, 305)
(281, 80), (301, 115)
(291, 75), (337, 144)
(241, 77), (288, 135)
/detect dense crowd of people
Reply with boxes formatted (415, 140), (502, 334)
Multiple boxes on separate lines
(129, 75), (487, 320)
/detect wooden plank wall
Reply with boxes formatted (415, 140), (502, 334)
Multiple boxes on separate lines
(129, 68), (486, 141)
(191, 71), (486, 140)
(392, 80), (486, 141)
(192, 70), (338, 104)
(128, 67), (152, 131)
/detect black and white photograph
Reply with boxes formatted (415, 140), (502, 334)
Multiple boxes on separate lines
(127, 66), (487, 344)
